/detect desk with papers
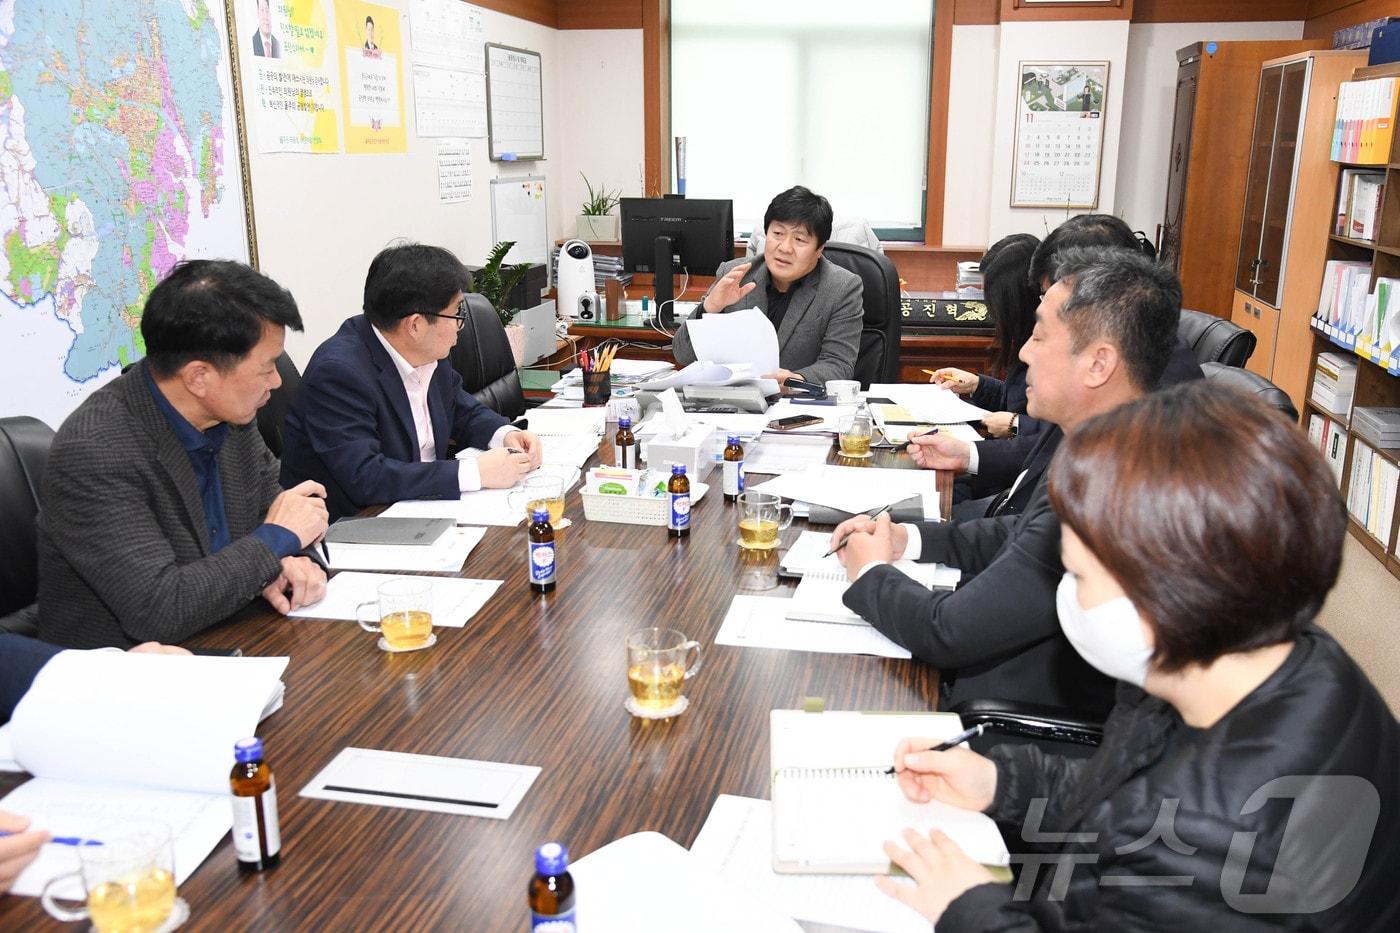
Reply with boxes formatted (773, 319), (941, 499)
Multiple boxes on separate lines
(0, 430), (950, 931)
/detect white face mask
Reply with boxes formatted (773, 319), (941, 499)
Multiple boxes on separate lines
(1056, 573), (1154, 687)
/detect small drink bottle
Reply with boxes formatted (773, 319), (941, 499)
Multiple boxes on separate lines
(722, 434), (745, 502)
(667, 464), (690, 538)
(529, 507), (556, 594)
(230, 737), (281, 872)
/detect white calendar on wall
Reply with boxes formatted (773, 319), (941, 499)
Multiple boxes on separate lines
(1011, 61), (1109, 209)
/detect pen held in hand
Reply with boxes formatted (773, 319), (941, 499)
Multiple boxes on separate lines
(0, 830), (102, 847)
(821, 502), (895, 559)
(895, 427), (939, 452)
(883, 723), (988, 774)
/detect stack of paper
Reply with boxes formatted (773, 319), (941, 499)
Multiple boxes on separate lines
(327, 526), (485, 571)
(867, 383), (989, 424)
(743, 434), (833, 475)
(748, 465), (940, 518)
(383, 465), (581, 527)
(714, 595), (911, 659)
(785, 559), (959, 626)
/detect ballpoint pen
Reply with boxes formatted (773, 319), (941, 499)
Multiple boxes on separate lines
(883, 723), (988, 774)
(821, 502), (895, 559)
(895, 427), (939, 452)
(0, 830), (102, 846)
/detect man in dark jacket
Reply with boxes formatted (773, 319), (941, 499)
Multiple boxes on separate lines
(832, 248), (1181, 715)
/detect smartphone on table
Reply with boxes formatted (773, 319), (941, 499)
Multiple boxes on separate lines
(766, 415), (824, 431)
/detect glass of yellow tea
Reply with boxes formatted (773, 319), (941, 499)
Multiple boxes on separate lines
(837, 411), (874, 459)
(624, 627), (703, 718)
(41, 820), (186, 933)
(736, 491), (793, 550)
(509, 474), (566, 525)
(356, 577), (436, 652)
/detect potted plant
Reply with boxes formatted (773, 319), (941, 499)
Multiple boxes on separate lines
(577, 173), (621, 241)
(468, 240), (533, 363)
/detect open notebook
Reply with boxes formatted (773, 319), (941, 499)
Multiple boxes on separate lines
(770, 709), (1009, 874)
(781, 531), (959, 626)
(0, 652), (287, 896)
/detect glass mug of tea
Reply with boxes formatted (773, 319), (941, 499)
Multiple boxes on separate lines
(356, 577), (436, 652)
(624, 627), (702, 719)
(509, 474), (567, 526)
(837, 410), (874, 459)
(41, 820), (188, 933)
(736, 491), (793, 550)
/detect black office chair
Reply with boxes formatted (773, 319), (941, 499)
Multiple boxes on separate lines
(0, 416), (55, 636)
(449, 293), (529, 420)
(819, 242), (901, 387)
(1201, 362), (1298, 421)
(1178, 309), (1256, 368)
(256, 351), (302, 457)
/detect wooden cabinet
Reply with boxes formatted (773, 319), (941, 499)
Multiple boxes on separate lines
(1231, 290), (1279, 378)
(1161, 40), (1322, 318)
(1231, 50), (1367, 410)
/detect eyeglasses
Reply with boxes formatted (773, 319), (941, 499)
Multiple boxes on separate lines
(425, 299), (469, 331)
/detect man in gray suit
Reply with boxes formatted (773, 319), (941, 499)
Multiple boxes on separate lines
(672, 186), (863, 388)
(36, 261), (329, 649)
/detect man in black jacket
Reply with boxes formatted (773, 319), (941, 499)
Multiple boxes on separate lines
(832, 248), (1181, 714)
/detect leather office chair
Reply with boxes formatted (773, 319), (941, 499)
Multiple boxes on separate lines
(257, 351), (302, 457)
(1201, 362), (1299, 421)
(450, 293), (529, 420)
(819, 242), (901, 387)
(0, 416), (55, 636)
(1178, 308), (1257, 368)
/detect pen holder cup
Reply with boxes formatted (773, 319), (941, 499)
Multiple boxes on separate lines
(582, 371), (612, 407)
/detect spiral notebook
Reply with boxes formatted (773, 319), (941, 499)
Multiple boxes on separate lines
(784, 556), (960, 626)
(769, 709), (1010, 874)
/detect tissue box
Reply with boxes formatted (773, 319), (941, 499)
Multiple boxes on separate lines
(643, 427), (716, 480)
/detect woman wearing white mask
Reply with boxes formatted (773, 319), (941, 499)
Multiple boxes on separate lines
(876, 381), (1400, 930)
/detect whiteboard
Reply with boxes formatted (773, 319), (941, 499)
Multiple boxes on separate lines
(490, 175), (548, 266)
(485, 42), (543, 161)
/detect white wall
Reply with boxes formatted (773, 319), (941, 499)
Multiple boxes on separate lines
(235, 1), (564, 367)
(1114, 20), (1305, 240)
(556, 29), (646, 237)
(942, 25), (999, 247)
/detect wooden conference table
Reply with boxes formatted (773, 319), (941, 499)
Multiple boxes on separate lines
(1, 438), (949, 930)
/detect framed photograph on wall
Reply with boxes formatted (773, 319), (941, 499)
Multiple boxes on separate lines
(1011, 61), (1109, 209)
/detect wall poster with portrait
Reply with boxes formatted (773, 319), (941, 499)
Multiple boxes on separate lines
(1011, 61), (1109, 209)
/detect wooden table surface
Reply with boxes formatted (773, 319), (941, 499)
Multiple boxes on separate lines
(1, 439), (947, 930)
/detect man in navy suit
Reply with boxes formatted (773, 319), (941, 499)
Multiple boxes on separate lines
(280, 244), (543, 521)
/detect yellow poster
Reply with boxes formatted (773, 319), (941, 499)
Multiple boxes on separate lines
(335, 0), (407, 153)
(247, 0), (341, 153)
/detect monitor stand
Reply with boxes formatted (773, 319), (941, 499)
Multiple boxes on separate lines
(654, 234), (676, 329)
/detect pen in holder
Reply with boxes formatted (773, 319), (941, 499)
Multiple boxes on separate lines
(582, 370), (611, 407)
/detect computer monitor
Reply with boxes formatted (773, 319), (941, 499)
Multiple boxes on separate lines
(620, 197), (734, 328)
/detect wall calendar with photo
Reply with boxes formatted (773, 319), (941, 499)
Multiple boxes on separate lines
(1011, 61), (1109, 209)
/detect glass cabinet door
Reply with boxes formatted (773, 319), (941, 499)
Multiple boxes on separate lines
(1254, 59), (1310, 307)
(1236, 65), (1283, 296)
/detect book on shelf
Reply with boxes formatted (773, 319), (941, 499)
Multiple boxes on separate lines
(1334, 170), (1386, 239)
(1312, 351), (1358, 416)
(1346, 440), (1399, 544)
(1333, 77), (1400, 163)
(1309, 412), (1347, 488)
(1314, 270), (1372, 352)
(1353, 406), (1400, 448)
(768, 709), (1010, 875)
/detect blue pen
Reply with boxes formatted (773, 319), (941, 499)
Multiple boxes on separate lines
(0, 830), (102, 846)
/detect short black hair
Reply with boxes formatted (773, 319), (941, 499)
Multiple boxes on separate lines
(1029, 214), (1141, 289)
(980, 233), (1040, 377)
(1050, 246), (1181, 391)
(142, 260), (302, 378)
(763, 186), (834, 246)
(366, 15), (374, 26)
(363, 243), (470, 330)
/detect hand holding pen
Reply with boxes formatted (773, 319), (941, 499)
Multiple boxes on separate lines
(886, 728), (999, 812)
(823, 502), (895, 558)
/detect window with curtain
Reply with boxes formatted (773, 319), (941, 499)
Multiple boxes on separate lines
(669, 0), (934, 242)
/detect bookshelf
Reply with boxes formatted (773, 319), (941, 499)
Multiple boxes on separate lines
(1307, 61), (1400, 583)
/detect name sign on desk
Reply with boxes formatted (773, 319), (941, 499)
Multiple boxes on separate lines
(899, 297), (992, 333)
(301, 748), (540, 819)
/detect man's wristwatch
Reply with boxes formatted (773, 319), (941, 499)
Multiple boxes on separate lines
(1009, 414), (1020, 437)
